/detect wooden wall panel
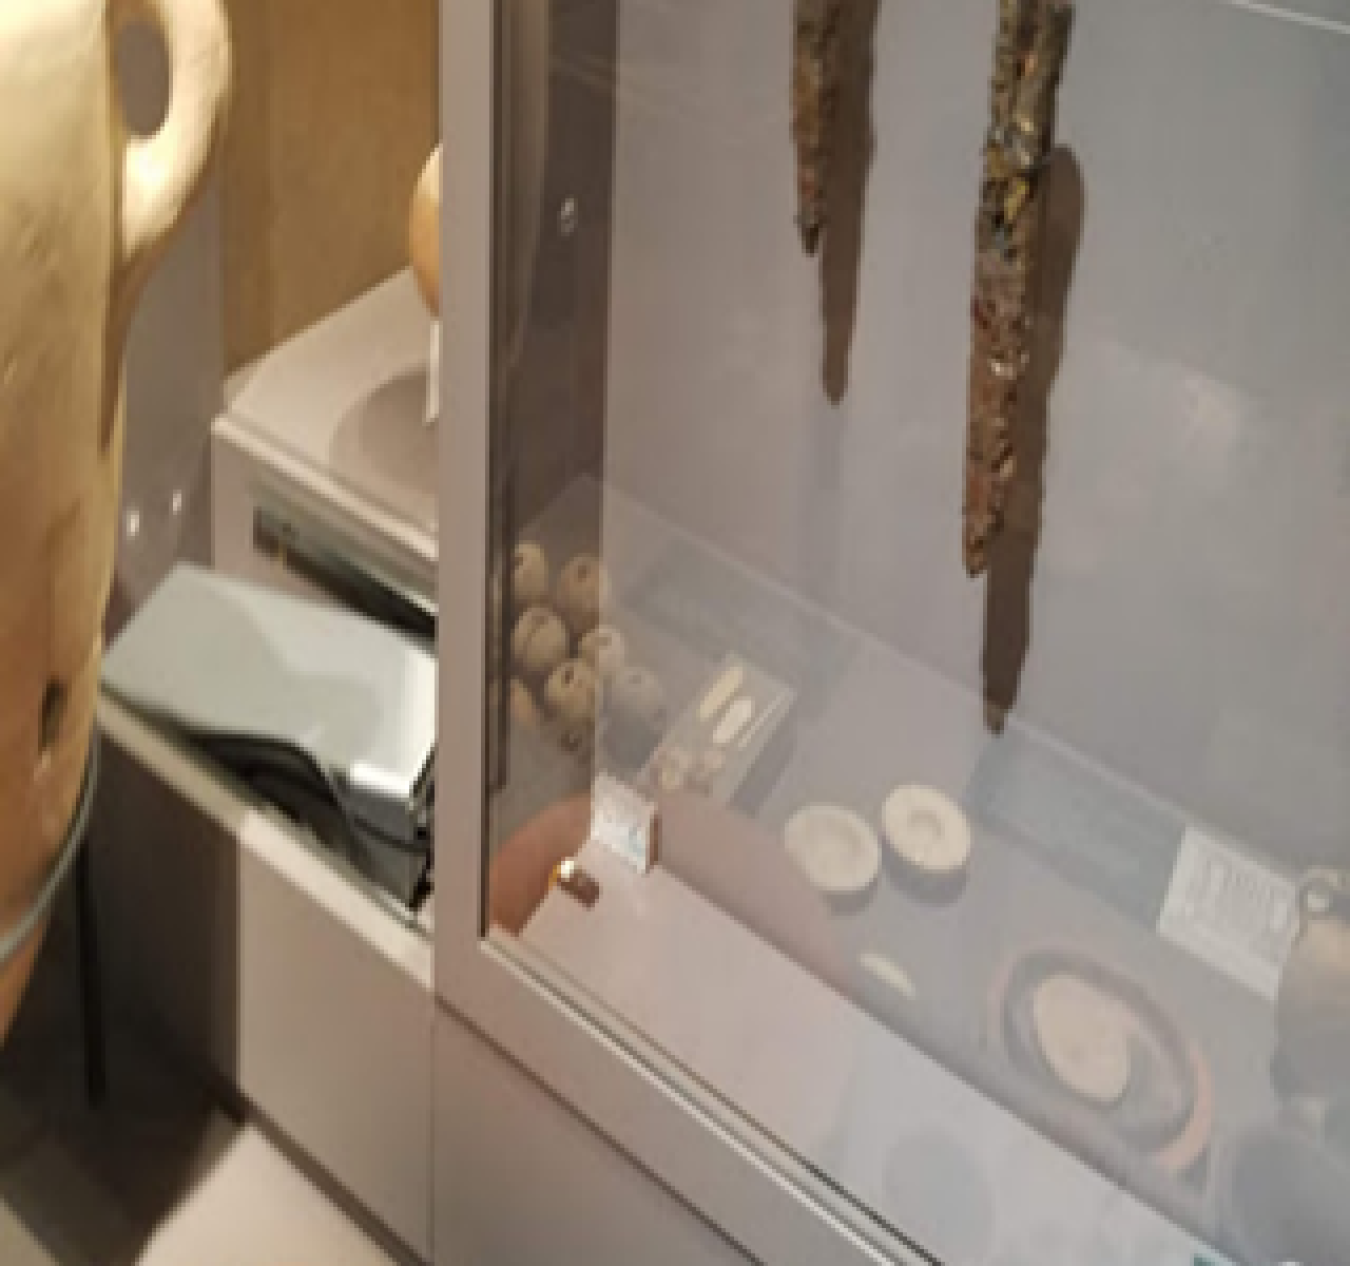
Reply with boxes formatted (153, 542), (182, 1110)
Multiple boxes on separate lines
(222, 0), (437, 369)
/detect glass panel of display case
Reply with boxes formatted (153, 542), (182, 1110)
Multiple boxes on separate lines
(107, 0), (438, 917)
(485, 1), (1350, 1262)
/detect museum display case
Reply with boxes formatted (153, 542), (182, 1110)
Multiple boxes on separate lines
(437, 2), (1350, 1264)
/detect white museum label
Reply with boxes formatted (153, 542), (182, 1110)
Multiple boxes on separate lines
(590, 773), (658, 874)
(1158, 827), (1297, 1002)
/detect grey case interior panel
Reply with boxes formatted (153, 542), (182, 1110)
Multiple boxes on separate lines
(104, 565), (436, 813)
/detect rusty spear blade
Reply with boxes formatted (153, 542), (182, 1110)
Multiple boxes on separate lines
(963, 0), (1073, 577)
(792, 0), (845, 256)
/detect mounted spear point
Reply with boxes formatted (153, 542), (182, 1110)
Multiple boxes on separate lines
(963, 0), (1073, 577)
(792, 0), (844, 257)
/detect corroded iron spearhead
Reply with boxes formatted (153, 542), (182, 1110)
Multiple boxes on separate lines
(990, 0), (1038, 139)
(792, 0), (845, 255)
(1010, 0), (1074, 171)
(963, 0), (1073, 577)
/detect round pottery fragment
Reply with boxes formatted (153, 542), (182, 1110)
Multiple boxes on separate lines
(860, 951), (917, 1002)
(511, 542), (551, 612)
(1032, 975), (1132, 1108)
(579, 623), (626, 683)
(543, 659), (599, 728)
(882, 785), (971, 902)
(989, 947), (1214, 1176)
(512, 607), (569, 685)
(785, 805), (881, 903)
(555, 554), (610, 638)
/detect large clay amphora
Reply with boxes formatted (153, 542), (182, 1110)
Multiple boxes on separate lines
(0, 0), (229, 1040)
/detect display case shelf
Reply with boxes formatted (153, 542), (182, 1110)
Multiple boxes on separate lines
(495, 475), (1298, 1261)
(225, 272), (438, 556)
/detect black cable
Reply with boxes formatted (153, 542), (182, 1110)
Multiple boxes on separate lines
(191, 730), (432, 859)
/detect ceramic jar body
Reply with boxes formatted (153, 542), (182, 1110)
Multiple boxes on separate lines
(0, 0), (228, 1039)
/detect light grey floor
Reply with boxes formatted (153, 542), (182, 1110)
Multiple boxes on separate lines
(0, 902), (214, 1266)
(0, 903), (398, 1266)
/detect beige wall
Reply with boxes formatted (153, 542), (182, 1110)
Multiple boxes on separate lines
(223, 0), (436, 369)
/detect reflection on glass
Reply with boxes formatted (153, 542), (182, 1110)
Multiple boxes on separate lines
(485, 2), (1350, 1263)
(107, 0), (439, 918)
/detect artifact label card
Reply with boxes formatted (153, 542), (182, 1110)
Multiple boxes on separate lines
(1158, 827), (1297, 1002)
(590, 772), (658, 874)
(645, 654), (795, 811)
